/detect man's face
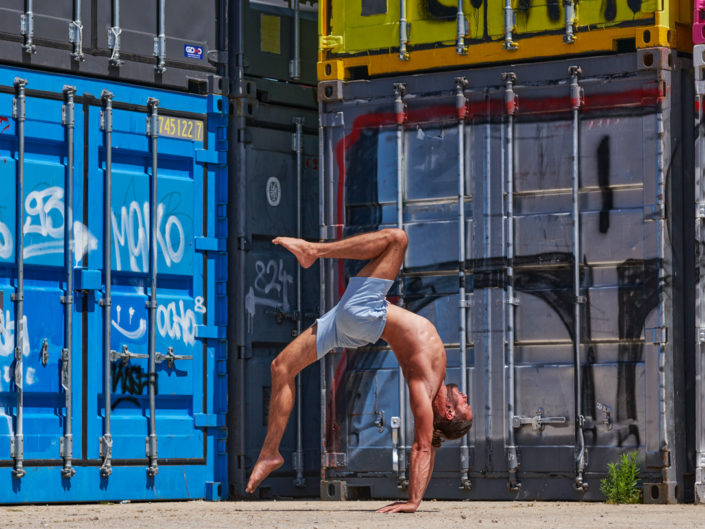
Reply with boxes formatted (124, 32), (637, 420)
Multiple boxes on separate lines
(448, 384), (472, 422)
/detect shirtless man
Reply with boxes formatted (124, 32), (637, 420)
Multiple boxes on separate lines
(245, 229), (473, 513)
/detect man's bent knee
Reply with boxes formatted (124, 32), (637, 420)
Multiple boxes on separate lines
(270, 355), (293, 383)
(385, 228), (408, 249)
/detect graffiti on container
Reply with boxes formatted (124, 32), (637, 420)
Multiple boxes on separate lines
(111, 201), (185, 273)
(0, 186), (97, 262)
(112, 304), (147, 340)
(0, 310), (29, 358)
(245, 259), (293, 332)
(157, 298), (204, 345)
(0, 116), (8, 133)
(0, 311), (36, 389)
(112, 297), (205, 346)
(111, 362), (156, 407)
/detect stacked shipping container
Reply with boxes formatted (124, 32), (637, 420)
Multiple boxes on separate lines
(316, 0), (695, 503)
(226, 0), (323, 499)
(0, 2), (228, 502)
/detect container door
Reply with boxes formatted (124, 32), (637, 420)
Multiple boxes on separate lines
(0, 81), (84, 471)
(231, 78), (320, 497)
(85, 101), (207, 465)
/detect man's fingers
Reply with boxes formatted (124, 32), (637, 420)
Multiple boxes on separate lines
(376, 501), (405, 513)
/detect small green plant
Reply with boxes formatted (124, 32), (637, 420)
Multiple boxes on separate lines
(600, 451), (642, 504)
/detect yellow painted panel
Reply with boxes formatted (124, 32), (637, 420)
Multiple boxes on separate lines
(318, 24), (690, 81)
(261, 13), (281, 55)
(328, 0), (685, 56)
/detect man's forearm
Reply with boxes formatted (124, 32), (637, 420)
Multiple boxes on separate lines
(408, 444), (434, 506)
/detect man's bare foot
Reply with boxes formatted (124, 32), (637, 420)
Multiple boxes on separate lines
(245, 452), (284, 494)
(273, 237), (317, 268)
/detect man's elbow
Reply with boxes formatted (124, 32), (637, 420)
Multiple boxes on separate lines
(411, 441), (433, 454)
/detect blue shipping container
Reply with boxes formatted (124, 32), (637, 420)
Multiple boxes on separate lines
(0, 65), (228, 502)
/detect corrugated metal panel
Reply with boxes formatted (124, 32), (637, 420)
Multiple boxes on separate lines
(318, 0), (692, 80)
(227, 77), (320, 499)
(0, 1), (226, 92)
(244, 0), (319, 85)
(0, 64), (228, 502)
(318, 48), (693, 501)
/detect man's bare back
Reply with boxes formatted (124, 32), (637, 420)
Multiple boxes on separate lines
(245, 230), (472, 513)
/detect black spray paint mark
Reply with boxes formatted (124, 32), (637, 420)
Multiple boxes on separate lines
(112, 362), (157, 396)
(424, 0), (456, 19)
(603, 0), (617, 21)
(598, 135), (613, 234)
(546, 0), (561, 22)
(616, 258), (659, 446)
(471, 0), (483, 10)
(627, 0), (642, 14)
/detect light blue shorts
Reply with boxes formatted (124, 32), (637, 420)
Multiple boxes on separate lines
(316, 276), (394, 359)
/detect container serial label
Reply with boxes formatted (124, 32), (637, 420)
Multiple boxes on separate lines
(159, 116), (204, 142)
(184, 44), (204, 59)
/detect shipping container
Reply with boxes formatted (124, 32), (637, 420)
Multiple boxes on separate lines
(318, 0), (692, 81)
(0, 0), (227, 92)
(238, 0), (319, 85)
(0, 1), (318, 92)
(316, 48), (694, 501)
(694, 42), (705, 504)
(226, 76), (321, 499)
(0, 63), (228, 502)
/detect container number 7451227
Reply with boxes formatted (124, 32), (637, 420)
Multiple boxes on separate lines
(158, 115), (204, 142)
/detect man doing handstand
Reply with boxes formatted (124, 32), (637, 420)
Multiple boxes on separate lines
(245, 229), (473, 513)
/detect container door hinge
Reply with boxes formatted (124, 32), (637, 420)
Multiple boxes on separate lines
(321, 112), (344, 128)
(194, 413), (226, 429)
(207, 49), (228, 66)
(233, 79), (256, 99)
(195, 236), (225, 253)
(195, 148), (225, 166)
(459, 294), (473, 308)
(645, 449), (671, 469)
(75, 269), (101, 291)
(697, 203), (705, 219)
(196, 324), (223, 341)
(646, 326), (668, 345)
(698, 327), (705, 344)
(238, 236), (251, 251)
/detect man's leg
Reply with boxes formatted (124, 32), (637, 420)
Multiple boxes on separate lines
(274, 228), (407, 281)
(245, 325), (318, 494)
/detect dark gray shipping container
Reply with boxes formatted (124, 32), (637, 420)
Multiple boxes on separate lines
(316, 48), (695, 501)
(227, 76), (321, 499)
(0, 1), (317, 92)
(0, 0), (226, 91)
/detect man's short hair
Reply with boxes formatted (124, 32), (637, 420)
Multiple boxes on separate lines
(432, 383), (473, 448)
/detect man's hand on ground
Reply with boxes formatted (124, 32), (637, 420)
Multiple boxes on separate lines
(376, 501), (419, 513)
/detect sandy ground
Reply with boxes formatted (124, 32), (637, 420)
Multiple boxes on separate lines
(1, 500), (704, 529)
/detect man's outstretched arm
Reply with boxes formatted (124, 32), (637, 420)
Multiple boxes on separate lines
(377, 381), (435, 513)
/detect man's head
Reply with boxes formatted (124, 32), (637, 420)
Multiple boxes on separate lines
(432, 383), (473, 447)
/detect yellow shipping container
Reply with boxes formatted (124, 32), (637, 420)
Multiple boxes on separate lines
(318, 0), (692, 80)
